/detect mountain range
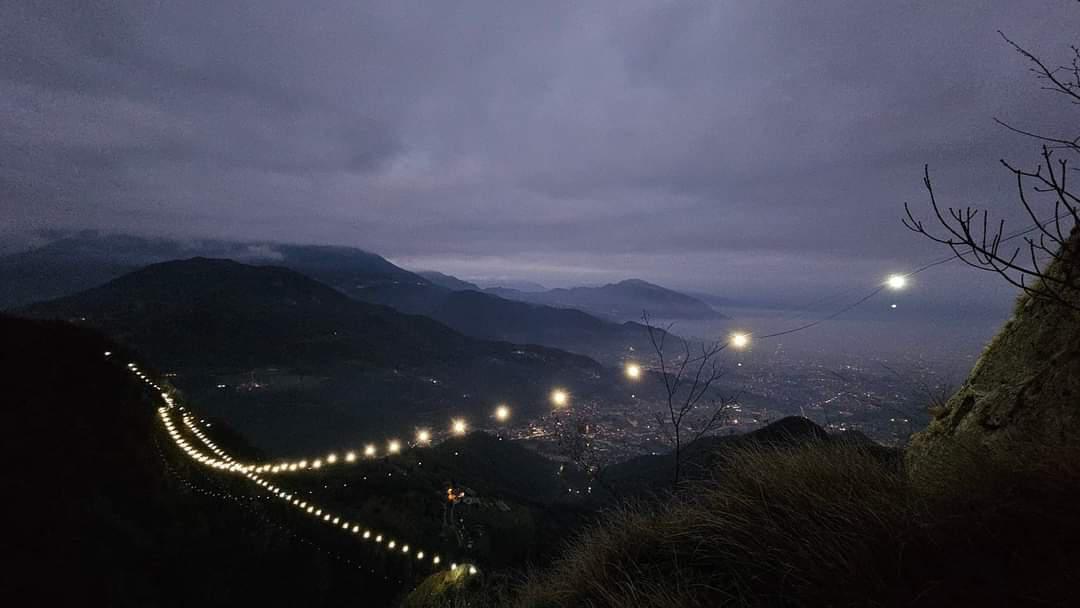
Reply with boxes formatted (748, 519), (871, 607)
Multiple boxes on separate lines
(1, 233), (720, 363)
(20, 257), (633, 452)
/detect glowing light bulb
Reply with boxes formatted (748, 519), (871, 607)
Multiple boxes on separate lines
(624, 363), (641, 379)
(494, 405), (510, 422)
(551, 389), (569, 408)
(451, 419), (467, 435)
(364, 444), (377, 458)
(363, 531), (371, 539)
(388, 540), (396, 549)
(433, 556), (441, 565)
(417, 551), (424, 560)
(886, 274), (907, 290)
(416, 429), (431, 444)
(326, 453), (337, 464)
(345, 451), (356, 463)
(387, 440), (401, 454)
(312, 459), (322, 469)
(469, 565), (477, 575)
(730, 333), (750, 349)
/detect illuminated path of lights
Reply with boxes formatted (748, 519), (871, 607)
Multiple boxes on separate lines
(126, 359), (478, 576)
(112, 272), (920, 579)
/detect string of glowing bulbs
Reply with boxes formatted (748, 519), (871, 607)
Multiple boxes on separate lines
(126, 359), (477, 575)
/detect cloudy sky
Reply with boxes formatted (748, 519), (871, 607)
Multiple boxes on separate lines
(2, 1), (1076, 311)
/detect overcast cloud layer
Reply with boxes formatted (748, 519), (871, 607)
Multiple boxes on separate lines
(2, 1), (1077, 310)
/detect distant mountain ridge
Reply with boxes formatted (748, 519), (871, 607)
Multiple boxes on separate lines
(418, 270), (481, 292)
(18, 257), (616, 451)
(1, 233), (685, 363)
(488, 278), (726, 321)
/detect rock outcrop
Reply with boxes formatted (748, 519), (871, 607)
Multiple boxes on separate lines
(907, 228), (1080, 466)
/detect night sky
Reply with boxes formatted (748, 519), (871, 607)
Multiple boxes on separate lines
(2, 1), (1077, 313)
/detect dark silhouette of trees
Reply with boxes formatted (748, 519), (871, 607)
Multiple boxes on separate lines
(904, 30), (1080, 311)
(643, 313), (735, 486)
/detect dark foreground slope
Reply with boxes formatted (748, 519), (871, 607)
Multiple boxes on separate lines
(4, 316), (403, 606)
(489, 441), (1080, 608)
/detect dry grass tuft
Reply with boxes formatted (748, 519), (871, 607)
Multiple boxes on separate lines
(512, 441), (1080, 608)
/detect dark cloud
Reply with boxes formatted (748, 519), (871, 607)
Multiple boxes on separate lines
(2, 0), (1077, 313)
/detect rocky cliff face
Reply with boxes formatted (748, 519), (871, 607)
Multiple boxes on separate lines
(908, 228), (1080, 466)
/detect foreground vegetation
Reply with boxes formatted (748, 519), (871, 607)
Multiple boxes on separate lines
(418, 441), (1080, 608)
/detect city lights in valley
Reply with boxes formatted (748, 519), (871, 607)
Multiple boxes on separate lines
(494, 405), (510, 422)
(624, 363), (642, 380)
(886, 274), (908, 290)
(551, 389), (569, 408)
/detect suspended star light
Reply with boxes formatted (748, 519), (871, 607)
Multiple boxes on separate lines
(725, 334), (751, 349)
(345, 451), (357, 463)
(886, 274), (908, 290)
(387, 440), (401, 454)
(416, 429), (431, 444)
(494, 405), (510, 422)
(326, 453), (337, 464)
(624, 363), (642, 380)
(551, 389), (569, 408)
(364, 444), (377, 457)
(451, 419), (468, 436)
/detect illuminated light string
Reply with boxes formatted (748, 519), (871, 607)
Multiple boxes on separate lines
(716, 213), (1072, 349)
(124, 215), (1070, 572)
(135, 364), (472, 573)
(128, 217), (1062, 469)
(157, 393), (510, 478)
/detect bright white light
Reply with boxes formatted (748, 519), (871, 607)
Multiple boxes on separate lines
(451, 419), (467, 436)
(469, 565), (477, 575)
(345, 451), (356, 462)
(624, 363), (641, 380)
(326, 453), (337, 464)
(551, 389), (569, 408)
(364, 444), (377, 457)
(416, 429), (431, 444)
(494, 405), (510, 422)
(730, 333), (750, 349)
(886, 274), (907, 290)
(387, 440), (401, 454)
